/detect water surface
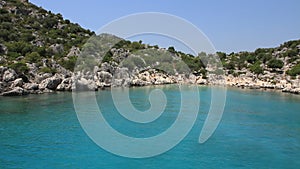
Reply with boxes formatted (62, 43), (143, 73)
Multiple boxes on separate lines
(0, 86), (300, 169)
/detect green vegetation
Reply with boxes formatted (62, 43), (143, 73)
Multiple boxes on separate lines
(287, 63), (300, 76)
(8, 62), (29, 74)
(0, 0), (94, 71)
(267, 59), (284, 69)
(250, 61), (263, 74)
(1, 0), (300, 79)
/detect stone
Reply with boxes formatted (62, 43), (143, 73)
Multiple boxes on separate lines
(3, 69), (17, 82)
(11, 78), (23, 88)
(23, 83), (39, 90)
(75, 77), (97, 91)
(0, 43), (7, 55)
(67, 46), (80, 57)
(49, 44), (64, 54)
(1, 87), (28, 96)
(39, 77), (62, 90)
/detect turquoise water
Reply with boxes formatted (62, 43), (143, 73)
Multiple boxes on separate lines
(0, 86), (300, 169)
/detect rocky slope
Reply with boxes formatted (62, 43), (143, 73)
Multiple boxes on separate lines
(0, 0), (300, 96)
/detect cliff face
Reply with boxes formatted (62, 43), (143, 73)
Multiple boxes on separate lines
(0, 0), (300, 96)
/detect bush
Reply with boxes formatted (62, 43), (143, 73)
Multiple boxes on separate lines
(39, 67), (57, 74)
(267, 59), (284, 69)
(60, 56), (77, 71)
(246, 55), (257, 64)
(8, 62), (29, 74)
(250, 61), (263, 74)
(287, 63), (300, 76)
(25, 52), (41, 63)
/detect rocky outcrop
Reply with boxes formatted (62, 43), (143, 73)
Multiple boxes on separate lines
(1, 87), (28, 96)
(3, 69), (17, 82)
(39, 76), (62, 90)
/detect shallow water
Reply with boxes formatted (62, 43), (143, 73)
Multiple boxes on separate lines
(0, 86), (300, 169)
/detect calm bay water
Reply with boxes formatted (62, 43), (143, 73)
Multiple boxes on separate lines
(0, 86), (300, 169)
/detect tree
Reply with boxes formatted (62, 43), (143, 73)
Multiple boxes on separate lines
(167, 46), (176, 53)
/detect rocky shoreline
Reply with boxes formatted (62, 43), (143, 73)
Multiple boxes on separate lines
(1, 64), (299, 96)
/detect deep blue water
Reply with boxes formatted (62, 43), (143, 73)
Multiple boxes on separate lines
(0, 86), (300, 169)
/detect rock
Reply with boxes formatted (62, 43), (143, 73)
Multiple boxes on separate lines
(23, 83), (39, 90)
(97, 71), (112, 84)
(11, 78), (23, 88)
(0, 43), (7, 55)
(75, 77), (97, 90)
(49, 44), (64, 54)
(39, 76), (62, 90)
(112, 68), (131, 87)
(3, 69), (17, 82)
(56, 78), (72, 91)
(67, 46), (80, 57)
(1, 87), (28, 96)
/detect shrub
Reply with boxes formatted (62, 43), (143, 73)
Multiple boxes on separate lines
(287, 63), (300, 76)
(25, 52), (41, 63)
(267, 59), (284, 69)
(8, 62), (29, 74)
(60, 56), (77, 71)
(39, 67), (57, 74)
(250, 61), (263, 74)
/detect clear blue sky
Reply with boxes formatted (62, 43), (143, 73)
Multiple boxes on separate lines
(30, 0), (300, 53)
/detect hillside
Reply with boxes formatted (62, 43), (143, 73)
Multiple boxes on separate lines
(0, 0), (300, 96)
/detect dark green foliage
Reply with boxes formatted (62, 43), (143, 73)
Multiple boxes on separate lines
(167, 46), (176, 53)
(5, 41), (33, 57)
(267, 59), (284, 69)
(216, 52), (226, 61)
(39, 67), (57, 74)
(59, 56), (77, 71)
(8, 62), (29, 74)
(246, 55), (257, 64)
(250, 61), (263, 74)
(287, 63), (300, 76)
(25, 52), (41, 63)
(102, 51), (113, 63)
(224, 61), (235, 70)
(180, 54), (203, 72)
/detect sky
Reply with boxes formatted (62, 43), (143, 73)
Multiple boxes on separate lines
(29, 0), (300, 53)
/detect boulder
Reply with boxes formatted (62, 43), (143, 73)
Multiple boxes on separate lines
(39, 76), (62, 90)
(11, 78), (23, 88)
(23, 83), (39, 90)
(97, 71), (112, 84)
(3, 69), (17, 82)
(0, 43), (7, 55)
(75, 77), (97, 91)
(49, 44), (64, 54)
(67, 46), (80, 57)
(112, 68), (131, 87)
(1, 87), (28, 96)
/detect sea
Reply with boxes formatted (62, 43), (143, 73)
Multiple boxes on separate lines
(1, 85), (300, 169)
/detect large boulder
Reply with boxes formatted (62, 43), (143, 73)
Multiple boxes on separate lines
(112, 68), (131, 87)
(23, 83), (39, 90)
(1, 87), (28, 96)
(39, 76), (62, 90)
(10, 78), (23, 88)
(56, 78), (72, 91)
(3, 69), (17, 82)
(75, 77), (97, 91)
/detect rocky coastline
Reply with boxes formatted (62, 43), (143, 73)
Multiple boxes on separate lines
(0, 63), (299, 96)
